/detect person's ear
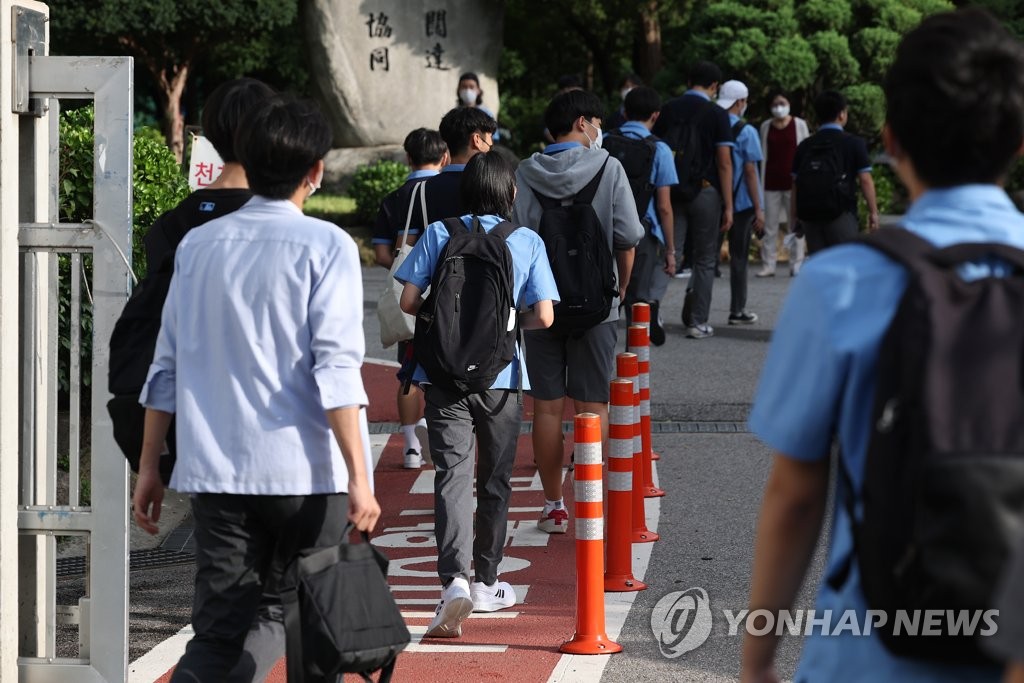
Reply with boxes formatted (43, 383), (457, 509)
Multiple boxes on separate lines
(650, 110), (660, 126)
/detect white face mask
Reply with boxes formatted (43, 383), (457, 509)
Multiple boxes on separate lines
(620, 87), (632, 101)
(459, 88), (478, 105)
(771, 104), (790, 119)
(307, 167), (323, 196)
(739, 104), (748, 118)
(584, 119), (603, 150)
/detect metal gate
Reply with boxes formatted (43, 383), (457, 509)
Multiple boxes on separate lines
(0, 1), (135, 681)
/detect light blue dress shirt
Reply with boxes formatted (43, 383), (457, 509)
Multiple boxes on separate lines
(727, 113), (764, 213)
(749, 185), (1024, 682)
(141, 196), (372, 495)
(393, 213), (560, 390)
(616, 121), (679, 244)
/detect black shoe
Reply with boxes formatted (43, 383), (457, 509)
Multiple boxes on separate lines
(648, 301), (666, 346)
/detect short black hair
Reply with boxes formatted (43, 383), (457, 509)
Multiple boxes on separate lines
(544, 90), (605, 138)
(202, 78), (276, 162)
(768, 90), (790, 107)
(234, 96), (333, 200)
(461, 152), (517, 219)
(403, 128), (447, 166)
(557, 73), (584, 91)
(688, 61), (722, 88)
(439, 107), (497, 157)
(624, 86), (661, 121)
(619, 73), (643, 89)
(885, 7), (1024, 187)
(814, 90), (847, 123)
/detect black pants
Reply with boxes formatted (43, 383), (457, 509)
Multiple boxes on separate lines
(729, 209), (755, 315)
(803, 211), (859, 255)
(171, 493), (349, 683)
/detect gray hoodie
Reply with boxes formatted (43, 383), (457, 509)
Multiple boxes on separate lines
(513, 144), (644, 322)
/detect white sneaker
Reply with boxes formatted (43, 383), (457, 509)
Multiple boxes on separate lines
(538, 506), (569, 533)
(414, 417), (430, 463)
(685, 323), (714, 339)
(425, 577), (473, 638)
(470, 580), (517, 612)
(755, 267), (776, 278)
(790, 261), (803, 277)
(403, 448), (424, 469)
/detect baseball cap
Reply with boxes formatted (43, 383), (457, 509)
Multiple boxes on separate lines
(717, 80), (749, 109)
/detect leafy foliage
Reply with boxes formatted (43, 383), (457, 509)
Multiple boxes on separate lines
(348, 160), (409, 224)
(57, 105), (188, 394)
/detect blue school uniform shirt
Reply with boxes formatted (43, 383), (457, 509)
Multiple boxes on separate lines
(749, 185), (1024, 682)
(727, 113), (764, 213)
(393, 213), (559, 390)
(616, 121), (679, 245)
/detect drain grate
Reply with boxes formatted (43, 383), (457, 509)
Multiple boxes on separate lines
(57, 547), (194, 578)
(369, 420), (750, 435)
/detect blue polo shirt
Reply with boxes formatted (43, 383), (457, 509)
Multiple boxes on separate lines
(615, 121), (678, 244)
(393, 213), (560, 390)
(727, 113), (764, 213)
(749, 185), (1024, 682)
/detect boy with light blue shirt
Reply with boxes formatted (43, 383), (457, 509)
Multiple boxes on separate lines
(395, 152), (558, 639)
(614, 85), (678, 345)
(742, 9), (1024, 682)
(717, 80), (764, 325)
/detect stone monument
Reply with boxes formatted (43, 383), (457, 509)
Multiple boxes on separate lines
(304, 0), (504, 190)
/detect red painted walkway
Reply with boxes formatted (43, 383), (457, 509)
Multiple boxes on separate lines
(153, 362), (584, 682)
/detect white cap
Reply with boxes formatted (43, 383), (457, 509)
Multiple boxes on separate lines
(717, 80), (749, 110)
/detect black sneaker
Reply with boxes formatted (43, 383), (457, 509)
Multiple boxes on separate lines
(648, 301), (666, 346)
(728, 311), (759, 325)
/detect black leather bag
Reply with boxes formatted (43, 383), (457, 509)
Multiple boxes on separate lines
(279, 529), (410, 682)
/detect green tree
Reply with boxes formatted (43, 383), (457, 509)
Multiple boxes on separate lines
(659, 0), (953, 139)
(47, 0), (298, 162)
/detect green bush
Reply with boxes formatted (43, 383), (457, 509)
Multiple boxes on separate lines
(57, 105), (189, 395)
(348, 159), (408, 223)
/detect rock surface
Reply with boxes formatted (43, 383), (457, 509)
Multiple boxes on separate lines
(304, 0), (504, 147)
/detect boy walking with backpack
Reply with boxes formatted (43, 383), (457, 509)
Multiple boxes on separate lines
(652, 60), (735, 339)
(742, 8), (1024, 682)
(513, 89), (644, 534)
(790, 90), (879, 252)
(604, 85), (678, 345)
(395, 152), (558, 638)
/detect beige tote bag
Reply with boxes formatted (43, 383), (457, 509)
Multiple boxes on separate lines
(377, 181), (427, 348)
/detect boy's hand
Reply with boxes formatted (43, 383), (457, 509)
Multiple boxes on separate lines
(348, 477), (381, 532)
(132, 469), (165, 535)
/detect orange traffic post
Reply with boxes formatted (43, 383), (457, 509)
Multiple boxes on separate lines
(604, 380), (647, 592)
(617, 353), (659, 544)
(560, 413), (623, 655)
(629, 325), (665, 498)
(629, 304), (660, 462)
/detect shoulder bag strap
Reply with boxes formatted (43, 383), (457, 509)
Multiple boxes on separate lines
(281, 581), (305, 683)
(401, 181), (425, 248)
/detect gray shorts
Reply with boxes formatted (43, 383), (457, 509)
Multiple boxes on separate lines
(523, 321), (617, 403)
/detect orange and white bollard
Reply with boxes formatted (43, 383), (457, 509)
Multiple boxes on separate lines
(629, 303), (660, 462)
(604, 379), (647, 592)
(560, 413), (623, 655)
(617, 353), (659, 544)
(628, 325), (665, 498)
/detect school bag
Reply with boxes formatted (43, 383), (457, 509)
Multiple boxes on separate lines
(835, 228), (1024, 663)
(794, 133), (851, 221)
(602, 130), (658, 221)
(531, 160), (618, 334)
(661, 99), (712, 203)
(413, 216), (519, 395)
(106, 258), (176, 485)
(280, 528), (410, 683)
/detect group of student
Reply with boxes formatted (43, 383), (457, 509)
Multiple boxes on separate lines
(124, 5), (1024, 680)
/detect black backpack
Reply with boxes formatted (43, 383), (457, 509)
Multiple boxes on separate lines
(602, 130), (658, 221)
(106, 258), (176, 484)
(413, 216), (519, 395)
(794, 133), (851, 221)
(661, 99), (713, 203)
(531, 160), (618, 334)
(835, 228), (1024, 663)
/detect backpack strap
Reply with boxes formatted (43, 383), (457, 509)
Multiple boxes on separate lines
(731, 118), (746, 141)
(442, 216), (469, 237)
(488, 218), (523, 404)
(574, 158), (610, 206)
(490, 219), (518, 241)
